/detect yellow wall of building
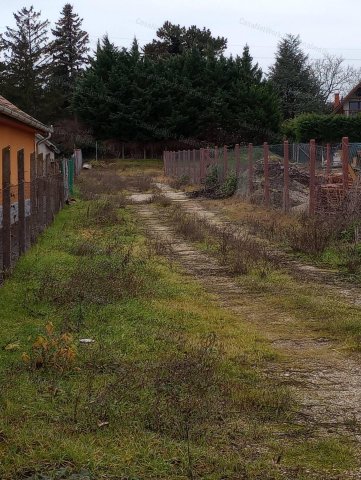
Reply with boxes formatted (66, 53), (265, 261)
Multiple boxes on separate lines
(0, 120), (36, 201)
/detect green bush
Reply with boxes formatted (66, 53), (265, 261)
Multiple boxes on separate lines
(282, 113), (361, 143)
(219, 174), (238, 198)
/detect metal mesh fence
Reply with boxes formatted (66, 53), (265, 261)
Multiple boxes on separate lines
(0, 148), (70, 282)
(164, 137), (356, 214)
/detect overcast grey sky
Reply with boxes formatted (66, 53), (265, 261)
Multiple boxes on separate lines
(2, 0), (361, 71)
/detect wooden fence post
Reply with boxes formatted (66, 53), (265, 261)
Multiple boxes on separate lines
(248, 143), (253, 197)
(326, 143), (331, 176)
(188, 149), (191, 179)
(223, 145), (228, 180)
(192, 148), (197, 183)
(57, 161), (64, 212)
(2, 147), (11, 272)
(30, 153), (36, 244)
(263, 142), (270, 207)
(17, 149), (26, 255)
(177, 150), (181, 177)
(45, 154), (53, 225)
(207, 147), (210, 172)
(342, 136), (349, 192)
(309, 139), (316, 215)
(200, 148), (204, 182)
(283, 140), (290, 213)
(214, 146), (218, 168)
(37, 154), (44, 231)
(235, 144), (240, 177)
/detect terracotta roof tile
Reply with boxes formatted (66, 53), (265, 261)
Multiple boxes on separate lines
(0, 95), (51, 133)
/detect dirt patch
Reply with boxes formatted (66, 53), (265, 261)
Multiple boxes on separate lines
(154, 182), (361, 307)
(135, 198), (361, 443)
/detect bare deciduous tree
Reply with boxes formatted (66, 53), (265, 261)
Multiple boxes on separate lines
(312, 54), (361, 101)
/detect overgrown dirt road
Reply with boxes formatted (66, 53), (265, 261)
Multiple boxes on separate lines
(133, 179), (361, 475)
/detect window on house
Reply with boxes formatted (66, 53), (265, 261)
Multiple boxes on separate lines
(349, 101), (361, 112)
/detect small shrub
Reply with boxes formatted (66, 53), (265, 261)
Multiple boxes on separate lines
(170, 174), (190, 190)
(287, 214), (338, 255)
(344, 245), (361, 274)
(38, 246), (148, 307)
(218, 173), (238, 198)
(71, 240), (99, 256)
(22, 322), (76, 372)
(152, 193), (172, 207)
(133, 174), (153, 192)
(78, 169), (125, 199)
(86, 198), (119, 227)
(146, 234), (173, 257)
(204, 166), (220, 191)
(171, 209), (207, 242)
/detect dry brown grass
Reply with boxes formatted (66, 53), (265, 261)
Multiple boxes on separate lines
(168, 207), (275, 276)
(77, 169), (126, 199)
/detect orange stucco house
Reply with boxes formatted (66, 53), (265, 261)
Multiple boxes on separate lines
(0, 95), (52, 214)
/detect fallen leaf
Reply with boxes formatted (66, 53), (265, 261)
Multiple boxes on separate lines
(4, 342), (20, 351)
(97, 421), (109, 428)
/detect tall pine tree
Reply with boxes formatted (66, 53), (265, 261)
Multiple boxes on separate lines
(269, 34), (323, 119)
(49, 3), (89, 116)
(144, 21), (227, 57)
(0, 6), (49, 117)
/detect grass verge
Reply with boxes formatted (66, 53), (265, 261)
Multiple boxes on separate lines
(0, 164), (358, 479)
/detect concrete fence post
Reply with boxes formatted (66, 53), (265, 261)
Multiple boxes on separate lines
(283, 140), (290, 213)
(309, 139), (316, 215)
(248, 143), (253, 197)
(342, 136), (349, 192)
(263, 142), (270, 207)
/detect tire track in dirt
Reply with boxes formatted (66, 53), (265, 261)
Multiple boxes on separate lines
(135, 199), (361, 445)
(154, 182), (361, 307)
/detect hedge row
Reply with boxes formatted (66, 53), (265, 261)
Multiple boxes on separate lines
(282, 113), (361, 143)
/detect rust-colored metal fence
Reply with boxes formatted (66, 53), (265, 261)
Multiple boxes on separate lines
(163, 137), (356, 214)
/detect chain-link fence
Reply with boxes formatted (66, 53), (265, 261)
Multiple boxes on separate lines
(164, 137), (357, 214)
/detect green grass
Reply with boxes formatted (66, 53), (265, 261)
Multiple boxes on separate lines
(0, 166), (359, 479)
(165, 204), (361, 350)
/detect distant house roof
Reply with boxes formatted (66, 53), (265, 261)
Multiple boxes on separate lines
(0, 95), (51, 133)
(333, 80), (361, 113)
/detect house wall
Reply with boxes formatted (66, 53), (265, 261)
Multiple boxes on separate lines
(0, 116), (36, 203)
(342, 98), (361, 116)
(37, 142), (55, 161)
